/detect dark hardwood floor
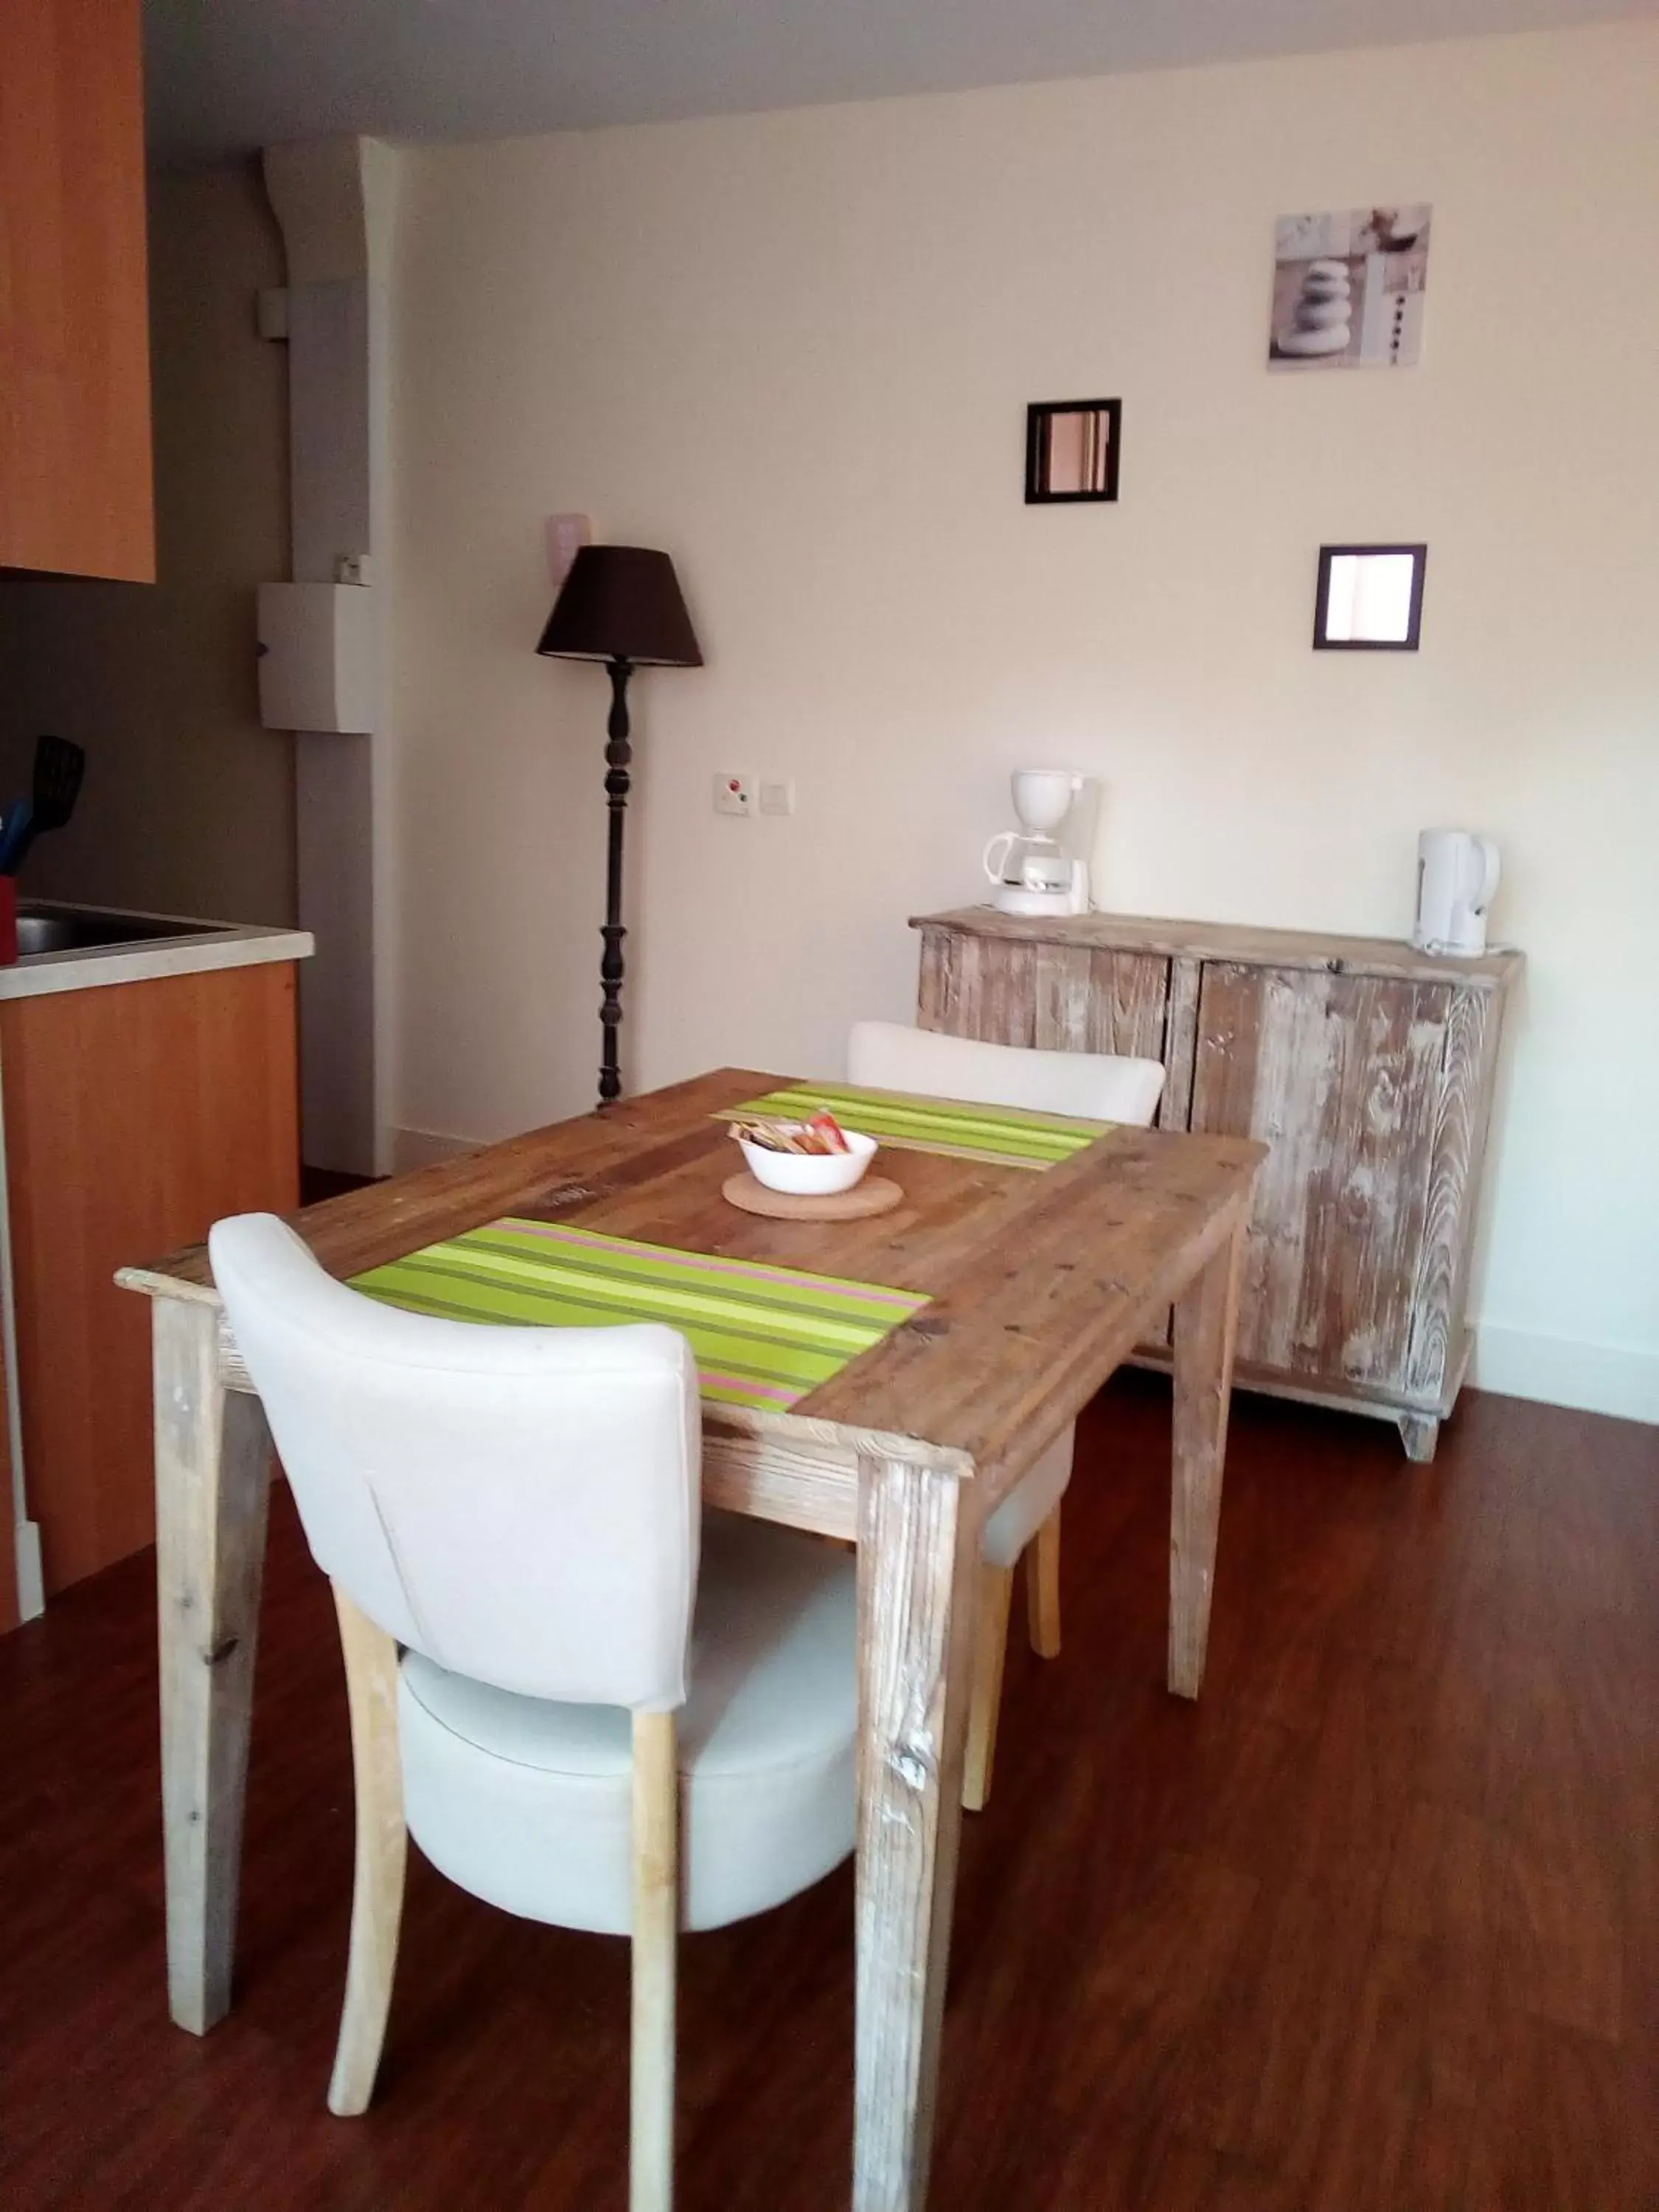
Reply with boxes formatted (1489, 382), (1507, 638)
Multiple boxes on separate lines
(2, 1376), (1655, 2210)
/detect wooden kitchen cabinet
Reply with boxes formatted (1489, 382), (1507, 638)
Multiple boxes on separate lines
(914, 908), (1522, 1458)
(0, 0), (154, 580)
(1, 958), (300, 1597)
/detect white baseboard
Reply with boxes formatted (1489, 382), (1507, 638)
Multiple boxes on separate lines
(386, 1123), (484, 1175)
(13, 1519), (44, 1622)
(1471, 1325), (1659, 1427)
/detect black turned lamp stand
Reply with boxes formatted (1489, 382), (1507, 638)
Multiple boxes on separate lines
(599, 655), (633, 1105)
(537, 546), (702, 1106)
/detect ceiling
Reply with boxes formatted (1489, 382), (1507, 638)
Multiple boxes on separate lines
(145, 0), (1653, 167)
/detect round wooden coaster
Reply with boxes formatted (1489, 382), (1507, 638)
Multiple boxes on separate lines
(721, 1171), (905, 1222)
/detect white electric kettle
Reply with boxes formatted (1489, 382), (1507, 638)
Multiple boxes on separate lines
(1413, 829), (1500, 956)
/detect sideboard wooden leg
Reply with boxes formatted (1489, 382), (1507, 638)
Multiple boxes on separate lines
(1398, 1412), (1441, 1463)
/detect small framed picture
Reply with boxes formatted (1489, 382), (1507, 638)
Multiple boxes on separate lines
(1269, 206), (1431, 371)
(1025, 399), (1121, 504)
(1314, 543), (1427, 651)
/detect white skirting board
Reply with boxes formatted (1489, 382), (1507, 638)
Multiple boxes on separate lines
(1470, 1325), (1659, 1427)
(386, 1124), (482, 1175)
(13, 1520), (43, 1621)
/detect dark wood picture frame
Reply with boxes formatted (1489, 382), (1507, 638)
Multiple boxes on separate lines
(1025, 399), (1122, 504)
(1313, 542), (1427, 651)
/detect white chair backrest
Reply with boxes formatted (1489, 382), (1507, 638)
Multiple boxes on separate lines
(209, 1214), (702, 1712)
(846, 1020), (1166, 1127)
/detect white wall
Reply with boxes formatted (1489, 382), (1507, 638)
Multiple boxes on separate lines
(386, 21), (1659, 1422)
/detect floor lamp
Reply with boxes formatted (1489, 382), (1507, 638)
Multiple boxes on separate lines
(536, 546), (703, 1106)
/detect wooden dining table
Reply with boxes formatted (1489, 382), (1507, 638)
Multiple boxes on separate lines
(116, 1066), (1263, 2212)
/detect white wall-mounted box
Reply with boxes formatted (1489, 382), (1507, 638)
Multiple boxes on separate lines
(257, 582), (377, 734)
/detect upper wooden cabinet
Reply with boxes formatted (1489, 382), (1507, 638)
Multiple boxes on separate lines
(0, 0), (154, 580)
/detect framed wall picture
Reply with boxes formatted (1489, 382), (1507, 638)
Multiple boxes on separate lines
(1025, 399), (1121, 503)
(1269, 207), (1431, 371)
(1313, 543), (1427, 650)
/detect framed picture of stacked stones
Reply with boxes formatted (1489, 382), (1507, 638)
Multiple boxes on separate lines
(1269, 206), (1431, 370)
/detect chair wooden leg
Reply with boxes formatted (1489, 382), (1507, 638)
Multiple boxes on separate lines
(1026, 1506), (1062, 1659)
(630, 1711), (679, 2212)
(327, 1583), (407, 2118)
(961, 1564), (1014, 1813)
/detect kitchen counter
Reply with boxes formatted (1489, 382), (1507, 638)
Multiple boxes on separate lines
(1, 900), (313, 1001)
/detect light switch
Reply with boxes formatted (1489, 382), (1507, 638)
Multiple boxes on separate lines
(546, 513), (592, 590)
(759, 779), (796, 816)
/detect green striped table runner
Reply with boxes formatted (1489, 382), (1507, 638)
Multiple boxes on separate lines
(350, 1217), (929, 1415)
(723, 1081), (1108, 1169)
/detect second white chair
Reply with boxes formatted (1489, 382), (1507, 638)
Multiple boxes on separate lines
(846, 1020), (1166, 1808)
(209, 1211), (858, 2212)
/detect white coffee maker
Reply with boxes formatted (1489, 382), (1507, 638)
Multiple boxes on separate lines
(983, 769), (1093, 917)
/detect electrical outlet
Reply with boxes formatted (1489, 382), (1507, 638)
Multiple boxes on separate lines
(713, 774), (754, 818)
(335, 552), (372, 587)
(759, 779), (796, 817)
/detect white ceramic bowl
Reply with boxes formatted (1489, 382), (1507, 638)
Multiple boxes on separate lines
(738, 1126), (877, 1196)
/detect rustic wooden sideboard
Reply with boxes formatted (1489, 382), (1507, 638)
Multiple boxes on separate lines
(912, 908), (1523, 1459)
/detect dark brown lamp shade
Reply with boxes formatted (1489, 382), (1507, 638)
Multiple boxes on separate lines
(535, 545), (703, 667)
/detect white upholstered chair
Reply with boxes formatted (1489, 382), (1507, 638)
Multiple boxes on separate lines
(845, 1022), (1166, 1809)
(209, 1213), (858, 2212)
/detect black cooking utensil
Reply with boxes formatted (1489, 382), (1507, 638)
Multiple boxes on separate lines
(33, 734), (85, 830)
(4, 735), (85, 874)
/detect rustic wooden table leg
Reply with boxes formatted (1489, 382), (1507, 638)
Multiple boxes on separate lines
(152, 1298), (272, 2034)
(852, 1450), (977, 2212)
(1168, 1210), (1247, 1700)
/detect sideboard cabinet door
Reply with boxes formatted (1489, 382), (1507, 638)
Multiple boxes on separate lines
(1190, 962), (1453, 1394)
(918, 928), (1170, 1062)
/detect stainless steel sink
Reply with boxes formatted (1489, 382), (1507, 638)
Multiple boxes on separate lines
(15, 903), (220, 956)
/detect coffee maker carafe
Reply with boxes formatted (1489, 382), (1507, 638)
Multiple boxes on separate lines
(983, 769), (1092, 917)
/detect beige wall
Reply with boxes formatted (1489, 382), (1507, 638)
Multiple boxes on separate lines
(0, 161), (294, 925)
(386, 21), (1659, 1422)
